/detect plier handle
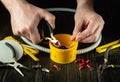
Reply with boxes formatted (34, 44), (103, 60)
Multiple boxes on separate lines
(39, 19), (61, 47)
(98, 46), (112, 73)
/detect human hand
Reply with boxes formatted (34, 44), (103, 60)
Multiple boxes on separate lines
(1, 0), (55, 44)
(71, 0), (104, 43)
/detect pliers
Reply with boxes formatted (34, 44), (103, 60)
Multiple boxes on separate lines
(98, 46), (120, 73)
(3, 42), (30, 77)
(39, 20), (61, 47)
(98, 46), (113, 73)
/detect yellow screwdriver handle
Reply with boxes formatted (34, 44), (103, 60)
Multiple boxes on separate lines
(96, 39), (120, 53)
(22, 44), (39, 61)
(24, 49), (39, 61)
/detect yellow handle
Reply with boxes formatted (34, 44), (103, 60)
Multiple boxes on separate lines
(96, 39), (120, 53)
(24, 50), (39, 61)
(21, 44), (39, 55)
(21, 44), (40, 61)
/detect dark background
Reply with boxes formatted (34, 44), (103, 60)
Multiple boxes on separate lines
(0, 0), (120, 82)
(1, 0), (120, 40)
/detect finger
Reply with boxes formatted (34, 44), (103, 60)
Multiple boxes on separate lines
(42, 10), (56, 29)
(13, 27), (31, 41)
(39, 29), (44, 39)
(29, 27), (41, 44)
(79, 34), (98, 43)
(19, 31), (30, 41)
(47, 17), (55, 29)
(71, 19), (83, 40)
(79, 25), (102, 43)
(75, 21), (99, 41)
(71, 32), (78, 41)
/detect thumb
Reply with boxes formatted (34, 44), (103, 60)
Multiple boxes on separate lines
(71, 21), (83, 40)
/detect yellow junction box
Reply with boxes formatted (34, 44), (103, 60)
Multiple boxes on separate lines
(49, 34), (78, 64)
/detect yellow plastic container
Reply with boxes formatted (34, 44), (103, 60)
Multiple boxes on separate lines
(49, 34), (78, 64)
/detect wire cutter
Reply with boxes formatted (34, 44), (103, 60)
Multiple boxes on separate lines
(39, 20), (61, 47)
(5, 42), (30, 77)
(98, 46), (120, 74)
(98, 46), (112, 73)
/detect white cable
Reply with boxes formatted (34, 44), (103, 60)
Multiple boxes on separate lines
(21, 8), (102, 55)
(76, 34), (102, 54)
(21, 36), (50, 53)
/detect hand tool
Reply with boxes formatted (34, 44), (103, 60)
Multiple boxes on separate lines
(7, 60), (30, 77)
(98, 46), (111, 74)
(41, 68), (50, 72)
(96, 46), (112, 82)
(96, 39), (120, 53)
(5, 42), (30, 77)
(98, 46), (120, 74)
(39, 19), (61, 47)
(22, 44), (39, 61)
(32, 62), (42, 69)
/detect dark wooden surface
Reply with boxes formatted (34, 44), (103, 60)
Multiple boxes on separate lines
(1, 1), (120, 82)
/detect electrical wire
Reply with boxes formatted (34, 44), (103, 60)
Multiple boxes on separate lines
(21, 8), (102, 55)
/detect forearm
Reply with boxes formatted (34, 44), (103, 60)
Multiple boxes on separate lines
(77, 0), (94, 9)
(1, 0), (27, 13)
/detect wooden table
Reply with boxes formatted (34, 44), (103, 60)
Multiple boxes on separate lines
(1, 1), (120, 82)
